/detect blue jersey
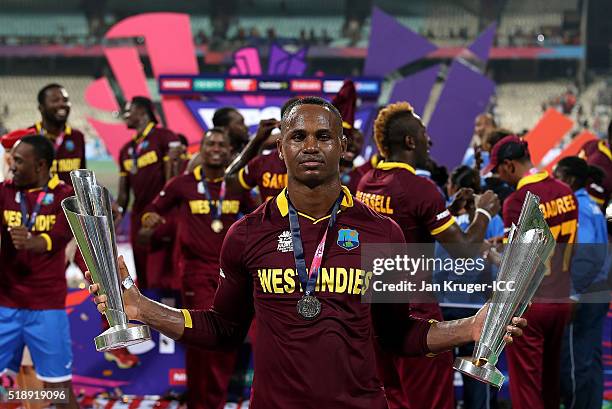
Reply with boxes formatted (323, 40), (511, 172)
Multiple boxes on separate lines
(570, 188), (609, 299)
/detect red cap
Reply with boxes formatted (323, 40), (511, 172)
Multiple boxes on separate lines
(331, 80), (356, 133)
(482, 135), (528, 175)
(1, 129), (34, 149)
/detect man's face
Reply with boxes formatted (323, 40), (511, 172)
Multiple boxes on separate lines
(341, 129), (364, 167)
(226, 110), (249, 144)
(278, 104), (345, 188)
(474, 115), (493, 140)
(123, 102), (144, 130)
(10, 142), (42, 188)
(39, 87), (71, 124)
(412, 120), (431, 169)
(495, 160), (517, 186)
(200, 131), (231, 169)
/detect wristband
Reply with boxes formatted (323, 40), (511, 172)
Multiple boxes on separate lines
(475, 208), (492, 221)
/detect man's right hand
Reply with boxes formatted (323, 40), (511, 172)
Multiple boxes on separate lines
(254, 119), (280, 143)
(141, 212), (165, 229)
(474, 190), (501, 216)
(86, 255), (141, 321)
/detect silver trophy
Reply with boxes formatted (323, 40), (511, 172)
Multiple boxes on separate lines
(453, 191), (555, 388)
(62, 169), (151, 352)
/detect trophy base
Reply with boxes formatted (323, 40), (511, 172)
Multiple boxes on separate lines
(95, 323), (151, 352)
(453, 357), (505, 389)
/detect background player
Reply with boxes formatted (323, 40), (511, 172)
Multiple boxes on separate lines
(357, 101), (500, 409)
(140, 128), (255, 409)
(0, 135), (78, 408)
(484, 135), (578, 409)
(27, 83), (86, 186)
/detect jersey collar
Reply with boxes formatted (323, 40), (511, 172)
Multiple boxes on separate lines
(35, 121), (72, 136)
(597, 140), (612, 161)
(26, 174), (60, 192)
(376, 161), (416, 174)
(276, 185), (353, 223)
(193, 165), (224, 183)
(516, 170), (549, 191)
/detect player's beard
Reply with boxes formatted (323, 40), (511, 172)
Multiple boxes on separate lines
(42, 110), (67, 129)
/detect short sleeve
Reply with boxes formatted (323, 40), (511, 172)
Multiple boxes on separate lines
(420, 181), (455, 236)
(118, 145), (129, 177)
(239, 155), (262, 190)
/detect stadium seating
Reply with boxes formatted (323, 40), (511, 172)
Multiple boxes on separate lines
(0, 13), (89, 38)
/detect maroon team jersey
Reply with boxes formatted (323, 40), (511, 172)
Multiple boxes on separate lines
(0, 176), (74, 310)
(145, 165), (255, 275)
(119, 124), (178, 213)
(356, 161), (455, 243)
(238, 149), (287, 201)
(29, 122), (86, 186)
(180, 187), (433, 409)
(502, 170), (578, 300)
(580, 139), (612, 207)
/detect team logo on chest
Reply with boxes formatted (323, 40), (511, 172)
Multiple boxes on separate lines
(337, 228), (359, 250)
(42, 193), (54, 205)
(65, 140), (75, 152)
(277, 230), (293, 253)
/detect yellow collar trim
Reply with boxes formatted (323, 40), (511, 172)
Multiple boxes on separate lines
(370, 154), (380, 167)
(517, 170), (549, 191)
(35, 121), (72, 136)
(133, 122), (155, 142)
(376, 161), (416, 174)
(342, 121), (352, 129)
(193, 165), (224, 183)
(597, 140), (612, 161)
(276, 186), (354, 223)
(27, 174), (60, 192)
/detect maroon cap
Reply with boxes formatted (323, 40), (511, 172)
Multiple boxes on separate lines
(482, 135), (528, 175)
(331, 80), (356, 132)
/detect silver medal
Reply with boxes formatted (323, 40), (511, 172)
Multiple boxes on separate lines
(297, 295), (321, 320)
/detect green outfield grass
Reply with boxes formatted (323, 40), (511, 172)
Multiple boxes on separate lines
(88, 159), (120, 197)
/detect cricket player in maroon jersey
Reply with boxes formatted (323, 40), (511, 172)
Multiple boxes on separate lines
(579, 120), (612, 210)
(87, 97), (526, 409)
(116, 96), (180, 288)
(224, 117), (286, 201)
(0, 135), (78, 408)
(139, 128), (255, 409)
(357, 102), (501, 409)
(26, 83), (86, 186)
(483, 135), (578, 409)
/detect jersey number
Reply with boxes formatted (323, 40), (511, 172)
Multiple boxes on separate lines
(544, 219), (577, 276)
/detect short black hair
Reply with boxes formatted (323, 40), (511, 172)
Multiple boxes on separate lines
(280, 96), (342, 127)
(131, 96), (158, 124)
(450, 165), (481, 192)
(37, 83), (64, 105)
(201, 127), (228, 147)
(486, 128), (513, 151)
(17, 135), (55, 169)
(556, 156), (604, 188)
(212, 107), (239, 127)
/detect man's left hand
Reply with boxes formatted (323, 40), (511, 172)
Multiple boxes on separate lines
(471, 304), (527, 344)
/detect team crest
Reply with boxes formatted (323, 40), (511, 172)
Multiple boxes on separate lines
(42, 193), (54, 205)
(277, 230), (293, 253)
(65, 140), (75, 151)
(141, 140), (150, 150)
(337, 228), (359, 250)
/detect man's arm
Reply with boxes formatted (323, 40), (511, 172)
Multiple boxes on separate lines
(89, 222), (254, 348)
(225, 119), (279, 194)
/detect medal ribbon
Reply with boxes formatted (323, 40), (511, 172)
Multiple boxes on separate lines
(286, 191), (343, 296)
(131, 122), (155, 172)
(19, 186), (49, 231)
(196, 167), (226, 224)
